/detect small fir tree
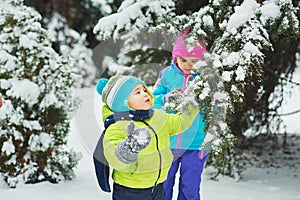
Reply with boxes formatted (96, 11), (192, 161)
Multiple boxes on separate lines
(0, 0), (81, 188)
(46, 12), (97, 88)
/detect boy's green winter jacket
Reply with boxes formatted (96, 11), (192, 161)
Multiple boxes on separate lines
(102, 102), (199, 189)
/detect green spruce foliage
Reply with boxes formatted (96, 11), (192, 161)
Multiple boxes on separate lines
(0, 0), (81, 188)
(93, 0), (299, 178)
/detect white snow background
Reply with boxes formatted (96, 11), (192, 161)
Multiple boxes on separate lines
(0, 68), (300, 200)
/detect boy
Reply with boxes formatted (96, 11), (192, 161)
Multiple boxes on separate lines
(95, 75), (199, 200)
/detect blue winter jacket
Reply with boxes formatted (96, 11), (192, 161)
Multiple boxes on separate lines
(152, 62), (206, 150)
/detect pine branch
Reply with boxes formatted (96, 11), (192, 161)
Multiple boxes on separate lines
(278, 109), (300, 116)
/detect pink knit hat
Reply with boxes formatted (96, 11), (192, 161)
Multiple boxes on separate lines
(172, 29), (206, 60)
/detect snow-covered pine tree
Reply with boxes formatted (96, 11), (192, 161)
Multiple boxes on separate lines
(24, 0), (123, 84)
(0, 0), (81, 188)
(93, 0), (299, 177)
(164, 0), (299, 176)
(46, 12), (97, 88)
(93, 0), (177, 82)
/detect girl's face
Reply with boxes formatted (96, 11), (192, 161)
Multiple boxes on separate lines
(128, 84), (152, 110)
(176, 57), (200, 74)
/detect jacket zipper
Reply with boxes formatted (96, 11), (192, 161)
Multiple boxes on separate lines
(141, 120), (162, 194)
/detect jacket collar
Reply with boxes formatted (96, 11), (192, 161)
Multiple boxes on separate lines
(104, 109), (154, 128)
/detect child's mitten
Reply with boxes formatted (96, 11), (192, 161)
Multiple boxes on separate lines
(163, 89), (183, 106)
(115, 121), (151, 164)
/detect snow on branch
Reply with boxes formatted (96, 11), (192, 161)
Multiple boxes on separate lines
(93, 0), (175, 41)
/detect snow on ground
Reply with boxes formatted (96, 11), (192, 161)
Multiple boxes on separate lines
(1, 84), (300, 199)
(280, 66), (300, 134)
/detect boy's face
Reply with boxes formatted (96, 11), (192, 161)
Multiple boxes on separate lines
(128, 84), (152, 110)
(176, 57), (200, 74)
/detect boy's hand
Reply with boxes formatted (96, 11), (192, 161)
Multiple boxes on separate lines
(163, 89), (183, 105)
(126, 121), (151, 152)
(115, 121), (151, 164)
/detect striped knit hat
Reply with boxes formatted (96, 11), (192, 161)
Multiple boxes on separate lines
(96, 75), (154, 112)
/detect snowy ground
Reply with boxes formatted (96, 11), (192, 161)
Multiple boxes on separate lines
(1, 77), (300, 199)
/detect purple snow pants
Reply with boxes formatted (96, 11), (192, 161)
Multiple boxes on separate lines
(163, 149), (208, 200)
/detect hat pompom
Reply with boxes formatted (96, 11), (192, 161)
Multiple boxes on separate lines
(96, 78), (108, 95)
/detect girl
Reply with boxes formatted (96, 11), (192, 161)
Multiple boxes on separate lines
(153, 29), (209, 200)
